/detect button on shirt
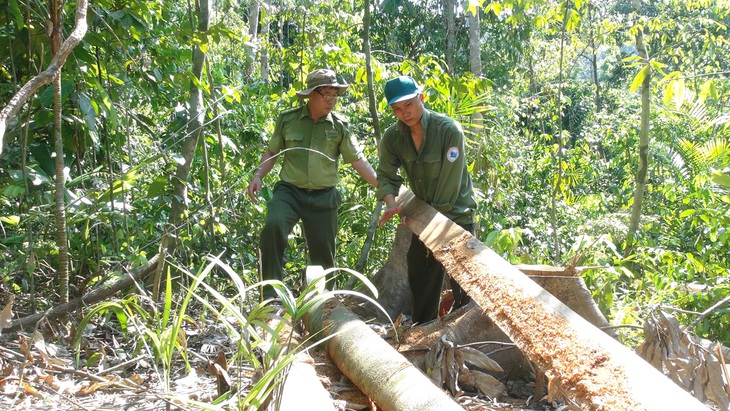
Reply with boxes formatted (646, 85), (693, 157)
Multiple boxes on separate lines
(267, 105), (364, 190)
(375, 109), (477, 225)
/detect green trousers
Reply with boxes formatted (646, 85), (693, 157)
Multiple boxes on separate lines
(408, 223), (474, 324)
(259, 181), (341, 299)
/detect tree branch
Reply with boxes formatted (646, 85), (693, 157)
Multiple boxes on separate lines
(0, 0), (89, 154)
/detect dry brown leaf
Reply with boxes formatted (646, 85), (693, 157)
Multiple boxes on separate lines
(18, 335), (32, 362)
(424, 339), (445, 387)
(22, 381), (43, 398)
(0, 295), (14, 331)
(444, 344), (459, 395)
(211, 351), (231, 396)
(128, 373), (145, 385)
(1, 357), (13, 377)
(77, 376), (119, 396)
(455, 346), (504, 373)
(547, 375), (567, 404)
(457, 369), (505, 400)
(636, 310), (730, 411)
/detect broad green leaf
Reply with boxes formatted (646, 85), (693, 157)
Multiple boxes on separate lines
(663, 78), (685, 109)
(711, 171), (730, 189)
(0, 215), (21, 225)
(78, 92), (98, 134)
(679, 209), (696, 218)
(630, 66), (650, 93)
(699, 80), (718, 103)
(8, 0), (24, 29)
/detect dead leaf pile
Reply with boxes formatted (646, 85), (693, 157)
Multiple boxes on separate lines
(635, 310), (730, 411)
(0, 329), (149, 410)
(423, 335), (507, 400)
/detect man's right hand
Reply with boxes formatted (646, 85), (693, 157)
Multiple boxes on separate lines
(377, 204), (402, 227)
(378, 194), (403, 227)
(247, 175), (262, 203)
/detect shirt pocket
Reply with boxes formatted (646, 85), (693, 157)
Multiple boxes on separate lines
(283, 131), (306, 148)
(317, 129), (341, 160)
(420, 150), (443, 177)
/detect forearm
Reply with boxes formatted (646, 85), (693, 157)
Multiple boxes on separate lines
(351, 157), (378, 187)
(254, 150), (278, 178)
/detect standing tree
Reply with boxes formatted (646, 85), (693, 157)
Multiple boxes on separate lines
(444, 0), (456, 75)
(168, 0), (211, 252)
(626, 20), (651, 254)
(49, 0), (70, 304)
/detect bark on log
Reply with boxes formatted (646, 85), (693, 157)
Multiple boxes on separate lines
(395, 189), (709, 411)
(6, 256), (159, 332)
(303, 300), (463, 411)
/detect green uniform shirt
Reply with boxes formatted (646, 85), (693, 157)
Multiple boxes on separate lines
(375, 109), (477, 225)
(267, 105), (364, 190)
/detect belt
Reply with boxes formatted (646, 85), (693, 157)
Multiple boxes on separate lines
(282, 181), (333, 194)
(302, 186), (334, 194)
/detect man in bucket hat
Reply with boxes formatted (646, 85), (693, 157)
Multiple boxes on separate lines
(375, 75), (478, 324)
(247, 69), (377, 300)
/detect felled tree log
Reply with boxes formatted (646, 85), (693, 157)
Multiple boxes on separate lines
(303, 300), (463, 411)
(279, 353), (336, 411)
(395, 189), (709, 411)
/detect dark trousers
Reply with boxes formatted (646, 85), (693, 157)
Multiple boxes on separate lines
(408, 223), (474, 324)
(259, 181), (340, 299)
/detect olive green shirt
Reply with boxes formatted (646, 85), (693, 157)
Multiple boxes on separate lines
(375, 109), (477, 225)
(267, 105), (364, 190)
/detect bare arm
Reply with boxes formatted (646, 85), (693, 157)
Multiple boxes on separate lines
(247, 150), (278, 203)
(350, 157), (378, 188)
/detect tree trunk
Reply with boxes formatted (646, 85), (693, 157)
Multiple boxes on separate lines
(50, 0), (69, 304)
(550, 1), (571, 263)
(168, 0), (210, 250)
(467, 6), (483, 128)
(394, 189), (709, 411)
(245, 0), (260, 79)
(443, 0), (456, 75)
(260, 16), (270, 83)
(588, 4), (602, 111)
(467, 7), (481, 76)
(303, 300), (463, 411)
(626, 25), (651, 253)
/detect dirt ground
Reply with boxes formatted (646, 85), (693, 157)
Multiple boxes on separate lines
(0, 313), (559, 411)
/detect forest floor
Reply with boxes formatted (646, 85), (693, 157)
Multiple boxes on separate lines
(0, 311), (559, 411)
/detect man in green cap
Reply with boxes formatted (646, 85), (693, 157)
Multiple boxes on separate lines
(247, 69), (378, 300)
(375, 75), (478, 324)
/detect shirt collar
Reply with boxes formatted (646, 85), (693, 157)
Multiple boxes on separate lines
(298, 104), (334, 123)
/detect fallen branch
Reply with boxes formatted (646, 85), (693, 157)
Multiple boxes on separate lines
(7, 255), (159, 332)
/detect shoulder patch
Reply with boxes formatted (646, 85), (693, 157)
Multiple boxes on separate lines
(447, 146), (459, 163)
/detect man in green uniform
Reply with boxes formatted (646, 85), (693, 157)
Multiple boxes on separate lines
(375, 75), (478, 324)
(247, 69), (377, 299)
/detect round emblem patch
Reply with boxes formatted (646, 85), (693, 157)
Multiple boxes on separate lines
(447, 146), (459, 163)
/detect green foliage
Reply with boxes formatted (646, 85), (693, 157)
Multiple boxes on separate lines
(2, 0), (730, 382)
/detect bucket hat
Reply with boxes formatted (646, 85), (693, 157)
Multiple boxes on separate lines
(296, 69), (349, 97)
(384, 76), (423, 105)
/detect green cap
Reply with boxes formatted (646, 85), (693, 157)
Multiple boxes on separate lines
(384, 76), (423, 105)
